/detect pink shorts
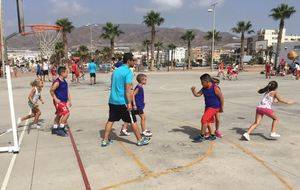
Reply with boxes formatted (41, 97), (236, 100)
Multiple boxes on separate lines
(201, 108), (220, 125)
(256, 107), (274, 118)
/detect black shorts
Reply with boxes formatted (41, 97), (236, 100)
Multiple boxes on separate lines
(108, 104), (137, 123)
(90, 73), (96, 78)
(132, 109), (144, 115)
(43, 70), (49, 75)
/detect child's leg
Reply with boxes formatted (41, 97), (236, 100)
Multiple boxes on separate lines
(131, 122), (142, 141)
(32, 108), (41, 124)
(215, 113), (220, 131)
(139, 113), (146, 132)
(59, 113), (70, 125)
(268, 113), (279, 133)
(247, 113), (263, 134)
(207, 124), (214, 135)
(21, 113), (35, 122)
(121, 122), (129, 131)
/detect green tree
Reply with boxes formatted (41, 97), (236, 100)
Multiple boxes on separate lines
(154, 41), (163, 69)
(143, 39), (151, 65)
(53, 41), (65, 64)
(204, 30), (222, 42)
(232, 21), (254, 69)
(143, 11), (165, 70)
(168, 43), (177, 71)
(78, 45), (90, 61)
(181, 30), (196, 69)
(55, 18), (74, 58)
(100, 22), (124, 60)
(270, 4), (296, 68)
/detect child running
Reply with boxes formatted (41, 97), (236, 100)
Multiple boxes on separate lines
(191, 74), (224, 142)
(265, 62), (271, 79)
(120, 74), (152, 137)
(242, 81), (294, 141)
(50, 66), (72, 137)
(17, 79), (44, 128)
(212, 77), (223, 138)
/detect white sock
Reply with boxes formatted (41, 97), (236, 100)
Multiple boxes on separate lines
(53, 124), (58, 129)
(59, 124), (65, 128)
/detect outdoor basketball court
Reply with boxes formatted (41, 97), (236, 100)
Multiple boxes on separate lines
(0, 71), (299, 190)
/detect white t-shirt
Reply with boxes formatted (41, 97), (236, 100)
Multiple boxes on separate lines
(43, 63), (49, 71)
(257, 92), (274, 110)
(295, 64), (300, 71)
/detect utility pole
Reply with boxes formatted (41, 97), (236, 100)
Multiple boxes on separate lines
(0, 0), (5, 78)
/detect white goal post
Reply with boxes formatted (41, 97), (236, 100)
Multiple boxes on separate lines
(0, 65), (20, 153)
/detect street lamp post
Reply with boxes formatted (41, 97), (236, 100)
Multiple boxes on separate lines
(0, 0), (5, 78)
(208, 2), (217, 72)
(86, 24), (98, 52)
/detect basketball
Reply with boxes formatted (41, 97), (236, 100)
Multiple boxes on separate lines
(287, 50), (298, 60)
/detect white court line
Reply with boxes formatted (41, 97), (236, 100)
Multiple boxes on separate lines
(1, 119), (29, 190)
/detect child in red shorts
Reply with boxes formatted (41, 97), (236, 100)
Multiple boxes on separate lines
(50, 66), (71, 137)
(191, 73), (224, 142)
(265, 62), (271, 79)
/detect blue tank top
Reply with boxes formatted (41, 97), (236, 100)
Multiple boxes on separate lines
(54, 78), (68, 103)
(201, 84), (221, 109)
(134, 85), (145, 110)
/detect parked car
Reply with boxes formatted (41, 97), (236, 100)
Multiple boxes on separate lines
(176, 63), (185, 67)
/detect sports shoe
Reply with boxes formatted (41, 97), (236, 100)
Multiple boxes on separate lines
(137, 136), (150, 146)
(51, 127), (58, 134)
(101, 139), (113, 147)
(215, 130), (223, 138)
(120, 129), (131, 136)
(193, 134), (204, 142)
(33, 124), (41, 129)
(270, 132), (280, 139)
(17, 117), (22, 126)
(208, 134), (217, 141)
(142, 129), (152, 137)
(55, 128), (67, 137)
(242, 132), (250, 141)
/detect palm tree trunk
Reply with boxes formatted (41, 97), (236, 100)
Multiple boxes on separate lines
(188, 41), (191, 70)
(240, 32), (245, 70)
(63, 33), (68, 59)
(275, 19), (284, 70)
(110, 38), (115, 61)
(150, 26), (155, 70)
(156, 48), (160, 70)
(146, 45), (149, 65)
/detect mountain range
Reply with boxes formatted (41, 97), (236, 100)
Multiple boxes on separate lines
(7, 24), (239, 51)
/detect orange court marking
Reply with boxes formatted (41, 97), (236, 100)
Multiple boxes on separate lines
(99, 142), (214, 190)
(227, 139), (293, 190)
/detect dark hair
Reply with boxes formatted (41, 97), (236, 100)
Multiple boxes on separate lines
(258, 81), (278, 94)
(91, 59), (94, 62)
(212, 77), (220, 85)
(200, 73), (213, 83)
(57, 66), (67, 75)
(123, 53), (134, 64)
(136, 73), (147, 83)
(30, 79), (40, 87)
(112, 57), (116, 61)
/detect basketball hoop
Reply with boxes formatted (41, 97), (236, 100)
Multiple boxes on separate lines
(22, 24), (63, 59)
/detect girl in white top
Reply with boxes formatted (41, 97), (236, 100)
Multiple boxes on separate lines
(18, 79), (44, 129)
(243, 81), (294, 141)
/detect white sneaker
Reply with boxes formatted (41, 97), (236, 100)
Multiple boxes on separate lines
(33, 124), (41, 129)
(120, 129), (131, 136)
(17, 117), (22, 126)
(142, 130), (152, 137)
(270, 132), (280, 138)
(243, 132), (251, 141)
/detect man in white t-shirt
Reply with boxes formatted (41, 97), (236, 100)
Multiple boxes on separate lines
(42, 60), (50, 82)
(295, 62), (300, 80)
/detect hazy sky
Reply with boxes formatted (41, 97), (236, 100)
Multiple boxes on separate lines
(3, 0), (300, 35)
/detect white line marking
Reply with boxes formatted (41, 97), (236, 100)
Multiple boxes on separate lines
(1, 118), (29, 190)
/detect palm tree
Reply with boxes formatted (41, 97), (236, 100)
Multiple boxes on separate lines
(181, 30), (196, 70)
(143, 39), (151, 65)
(265, 46), (274, 63)
(154, 41), (163, 69)
(270, 4), (296, 69)
(204, 30), (222, 42)
(55, 18), (74, 58)
(143, 11), (165, 70)
(168, 43), (177, 71)
(232, 21), (254, 69)
(100, 22), (124, 60)
(78, 45), (89, 61)
(54, 42), (65, 64)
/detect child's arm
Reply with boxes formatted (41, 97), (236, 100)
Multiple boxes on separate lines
(50, 82), (61, 104)
(132, 88), (139, 110)
(191, 86), (202, 97)
(39, 95), (45, 104)
(274, 92), (294, 105)
(28, 88), (35, 104)
(214, 86), (224, 112)
(68, 91), (72, 107)
(126, 83), (133, 110)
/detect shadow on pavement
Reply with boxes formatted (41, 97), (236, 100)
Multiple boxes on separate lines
(169, 126), (200, 140)
(230, 127), (275, 141)
(99, 129), (136, 145)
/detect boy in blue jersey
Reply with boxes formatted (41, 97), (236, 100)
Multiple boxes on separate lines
(88, 59), (97, 85)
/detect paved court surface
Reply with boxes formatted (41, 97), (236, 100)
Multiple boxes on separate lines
(0, 71), (299, 190)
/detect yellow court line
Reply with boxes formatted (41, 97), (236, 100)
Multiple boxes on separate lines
(118, 141), (152, 175)
(100, 142), (214, 190)
(227, 139), (293, 190)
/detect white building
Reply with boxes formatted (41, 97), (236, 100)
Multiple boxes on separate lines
(7, 50), (40, 64)
(168, 47), (187, 62)
(258, 28), (300, 46)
